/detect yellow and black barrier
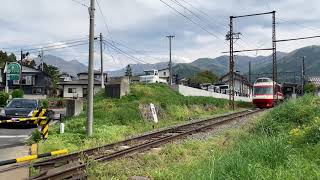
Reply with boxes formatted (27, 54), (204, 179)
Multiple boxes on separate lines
(0, 149), (68, 166)
(0, 109), (54, 140)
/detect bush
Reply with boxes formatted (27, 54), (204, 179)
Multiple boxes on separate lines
(28, 129), (42, 144)
(304, 83), (317, 94)
(12, 89), (24, 98)
(41, 100), (49, 108)
(0, 92), (9, 107)
(289, 117), (320, 145)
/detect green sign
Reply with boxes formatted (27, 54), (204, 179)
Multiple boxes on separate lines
(7, 62), (21, 81)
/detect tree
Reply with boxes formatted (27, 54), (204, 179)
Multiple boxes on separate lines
(125, 64), (133, 77)
(190, 70), (219, 84)
(304, 83), (317, 94)
(40, 63), (60, 94)
(0, 50), (16, 67)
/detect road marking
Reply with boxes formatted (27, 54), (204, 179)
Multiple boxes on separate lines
(0, 135), (29, 138)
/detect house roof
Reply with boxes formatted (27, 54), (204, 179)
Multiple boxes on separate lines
(58, 79), (103, 85)
(220, 72), (251, 86)
(308, 76), (320, 86)
(77, 70), (107, 76)
(158, 67), (169, 71)
(21, 65), (42, 73)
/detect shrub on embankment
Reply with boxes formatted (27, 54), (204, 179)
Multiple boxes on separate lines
(174, 95), (320, 179)
(38, 84), (252, 153)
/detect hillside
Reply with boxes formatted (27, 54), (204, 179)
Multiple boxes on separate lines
(253, 45), (320, 75)
(34, 54), (87, 76)
(172, 63), (202, 78)
(108, 52), (287, 78)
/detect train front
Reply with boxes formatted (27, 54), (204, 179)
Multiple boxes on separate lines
(252, 79), (274, 108)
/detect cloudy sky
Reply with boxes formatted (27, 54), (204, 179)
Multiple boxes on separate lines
(0, 0), (320, 71)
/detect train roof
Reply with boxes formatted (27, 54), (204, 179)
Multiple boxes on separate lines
(253, 77), (280, 87)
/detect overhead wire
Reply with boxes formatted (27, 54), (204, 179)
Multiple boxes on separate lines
(70, 0), (89, 7)
(0, 37), (89, 51)
(159, 0), (222, 40)
(103, 40), (148, 64)
(95, 0), (118, 64)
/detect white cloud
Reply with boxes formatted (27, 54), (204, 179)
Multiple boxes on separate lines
(0, 0), (320, 71)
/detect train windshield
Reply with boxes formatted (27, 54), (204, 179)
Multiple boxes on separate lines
(254, 86), (273, 95)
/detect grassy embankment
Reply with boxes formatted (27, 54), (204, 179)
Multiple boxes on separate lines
(89, 95), (320, 179)
(37, 84), (252, 153)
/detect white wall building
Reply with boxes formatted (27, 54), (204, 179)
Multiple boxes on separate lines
(59, 71), (105, 99)
(78, 71), (107, 81)
(158, 68), (170, 82)
(220, 72), (252, 97)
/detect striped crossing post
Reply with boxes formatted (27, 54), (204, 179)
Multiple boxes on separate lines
(0, 108), (54, 140)
(0, 149), (68, 166)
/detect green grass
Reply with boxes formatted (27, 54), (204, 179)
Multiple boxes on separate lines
(38, 84), (252, 153)
(88, 95), (320, 179)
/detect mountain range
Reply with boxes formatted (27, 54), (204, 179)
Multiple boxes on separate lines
(34, 54), (87, 76)
(33, 45), (320, 80)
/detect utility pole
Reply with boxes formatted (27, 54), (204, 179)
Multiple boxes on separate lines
(301, 56), (306, 95)
(87, 0), (95, 137)
(226, 16), (240, 110)
(100, 33), (105, 89)
(20, 49), (23, 63)
(167, 35), (174, 85)
(41, 48), (44, 71)
(248, 61), (252, 84)
(272, 11), (277, 100)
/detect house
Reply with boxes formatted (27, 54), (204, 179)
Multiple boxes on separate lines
(307, 76), (320, 86)
(3, 65), (53, 99)
(59, 73), (75, 82)
(77, 70), (107, 81)
(219, 72), (252, 97)
(58, 71), (105, 99)
(158, 68), (170, 82)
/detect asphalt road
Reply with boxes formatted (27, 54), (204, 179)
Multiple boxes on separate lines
(0, 125), (35, 149)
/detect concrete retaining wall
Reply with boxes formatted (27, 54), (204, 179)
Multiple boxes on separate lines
(173, 85), (252, 102)
(65, 99), (83, 117)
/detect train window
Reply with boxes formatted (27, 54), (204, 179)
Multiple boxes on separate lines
(255, 78), (272, 83)
(254, 87), (273, 95)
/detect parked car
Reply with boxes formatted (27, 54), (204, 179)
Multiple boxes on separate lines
(0, 98), (39, 118)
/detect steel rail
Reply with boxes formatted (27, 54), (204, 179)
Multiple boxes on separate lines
(30, 109), (264, 180)
(1, 110), (252, 174)
(31, 109), (253, 169)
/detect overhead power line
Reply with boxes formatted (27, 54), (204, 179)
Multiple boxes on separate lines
(169, 0), (224, 36)
(159, 0), (221, 40)
(103, 40), (148, 64)
(6, 41), (89, 54)
(71, 0), (89, 7)
(106, 39), (166, 62)
(95, 0), (118, 64)
(0, 37), (89, 51)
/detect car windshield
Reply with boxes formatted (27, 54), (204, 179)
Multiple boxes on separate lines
(254, 86), (273, 95)
(7, 99), (37, 108)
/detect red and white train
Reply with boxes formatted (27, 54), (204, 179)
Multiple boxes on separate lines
(252, 78), (284, 108)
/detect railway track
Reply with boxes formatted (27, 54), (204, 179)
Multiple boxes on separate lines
(0, 109), (264, 179)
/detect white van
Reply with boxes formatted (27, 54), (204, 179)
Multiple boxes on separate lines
(139, 70), (167, 84)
